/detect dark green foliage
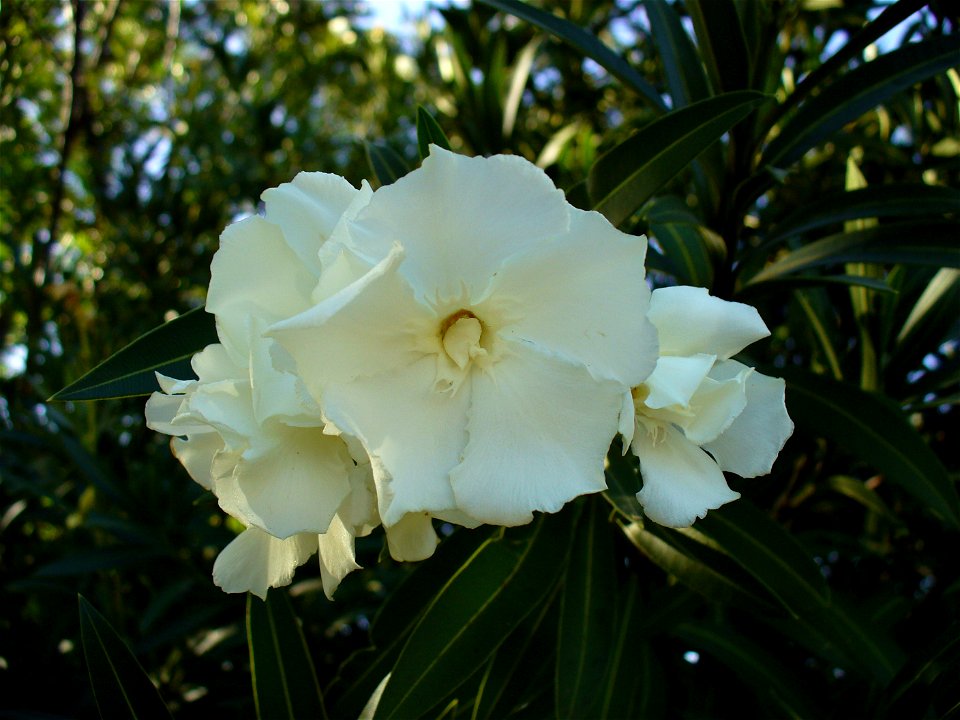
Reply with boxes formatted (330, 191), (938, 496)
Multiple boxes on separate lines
(3, 0), (958, 718)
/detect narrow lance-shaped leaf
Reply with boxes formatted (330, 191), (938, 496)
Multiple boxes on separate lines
(556, 496), (616, 719)
(781, 367), (960, 529)
(746, 221), (960, 285)
(51, 307), (217, 401)
(365, 142), (411, 187)
(247, 590), (327, 720)
(373, 509), (575, 719)
(416, 106), (452, 162)
(78, 594), (173, 720)
(695, 500), (830, 617)
(587, 91), (767, 226)
(645, 0), (711, 108)
(686, 0), (750, 94)
(477, 0), (667, 110)
(763, 34), (960, 168)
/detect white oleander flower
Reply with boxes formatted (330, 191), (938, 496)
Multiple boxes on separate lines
(270, 146), (658, 528)
(621, 286), (794, 527)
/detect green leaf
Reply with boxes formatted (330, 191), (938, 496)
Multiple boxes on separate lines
(78, 595), (172, 720)
(598, 579), (658, 719)
(645, 0), (711, 108)
(674, 622), (820, 719)
(738, 273), (896, 295)
(555, 496), (616, 719)
(365, 141), (411, 187)
(765, 184), (960, 247)
(746, 222), (960, 285)
(781, 368), (960, 528)
(763, 34), (960, 168)
(373, 510), (575, 719)
(587, 91), (767, 226)
(825, 475), (903, 525)
(332, 527), (493, 719)
(686, 0), (750, 94)
(476, 0), (667, 110)
(649, 222), (716, 288)
(50, 307), (216, 401)
(604, 440), (644, 521)
(247, 590), (326, 720)
(416, 106), (452, 162)
(696, 500), (831, 617)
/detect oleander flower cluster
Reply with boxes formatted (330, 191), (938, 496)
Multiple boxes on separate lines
(146, 146), (792, 599)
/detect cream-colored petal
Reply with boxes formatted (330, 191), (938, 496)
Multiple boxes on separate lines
(212, 527), (318, 600)
(144, 392), (189, 435)
(192, 343), (246, 384)
(642, 354), (716, 410)
(385, 512), (439, 562)
(261, 171), (361, 275)
(450, 345), (618, 526)
(317, 514), (361, 599)
(703, 361), (793, 478)
(495, 208), (657, 386)
(207, 215), (316, 363)
(618, 390), (636, 450)
(247, 320), (321, 426)
(216, 428), (352, 538)
(632, 422), (739, 528)
(269, 244), (432, 392)
(649, 286), (769, 359)
(346, 146), (570, 302)
(673, 370), (750, 446)
(321, 356), (468, 526)
(183, 378), (259, 449)
(171, 432), (224, 490)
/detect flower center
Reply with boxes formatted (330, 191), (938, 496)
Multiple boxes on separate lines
(439, 309), (488, 370)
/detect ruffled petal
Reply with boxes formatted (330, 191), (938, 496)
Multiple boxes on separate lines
(144, 391), (189, 435)
(216, 428), (352, 538)
(670, 370), (750, 446)
(269, 244), (432, 390)
(247, 320), (320, 426)
(649, 286), (769, 360)
(385, 512), (439, 562)
(212, 526), (318, 600)
(171, 432), (223, 490)
(321, 356), (468, 526)
(317, 513), (361, 599)
(261, 171), (362, 275)
(493, 208), (657, 386)
(703, 361), (793, 477)
(346, 146), (571, 301)
(207, 216), (317, 363)
(632, 422), (739, 528)
(183, 379), (259, 449)
(450, 345), (618, 526)
(642, 354), (716, 410)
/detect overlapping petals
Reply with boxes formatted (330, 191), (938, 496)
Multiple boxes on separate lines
(270, 146), (658, 528)
(626, 286), (793, 527)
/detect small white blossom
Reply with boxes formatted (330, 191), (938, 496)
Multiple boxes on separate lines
(622, 286), (793, 527)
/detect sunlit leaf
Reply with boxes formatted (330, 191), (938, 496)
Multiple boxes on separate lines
(477, 0), (667, 110)
(50, 307), (216, 401)
(78, 595), (172, 720)
(247, 590), (326, 720)
(588, 91), (767, 226)
(763, 34), (960, 168)
(416, 106), (452, 161)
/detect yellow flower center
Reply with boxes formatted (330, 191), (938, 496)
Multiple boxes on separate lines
(439, 309), (488, 370)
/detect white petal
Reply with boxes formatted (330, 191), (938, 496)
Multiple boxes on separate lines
(385, 512), (439, 562)
(346, 146), (571, 301)
(450, 345), (617, 526)
(207, 216), (316, 362)
(667, 370), (750, 446)
(494, 208), (657, 386)
(632, 422), (739, 528)
(618, 390), (636, 450)
(261, 171), (361, 275)
(642, 354), (716, 409)
(649, 286), (770, 359)
(247, 321), (320, 426)
(321, 356), (468, 526)
(212, 527), (318, 600)
(184, 379), (259, 448)
(171, 432), (224, 490)
(155, 372), (195, 395)
(216, 428), (352, 538)
(317, 514), (361, 599)
(145, 392), (189, 435)
(703, 361), (793, 477)
(269, 244), (432, 390)
(192, 343), (246, 384)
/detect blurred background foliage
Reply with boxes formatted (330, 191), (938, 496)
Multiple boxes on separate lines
(1, 0), (958, 717)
